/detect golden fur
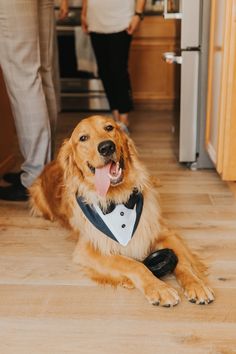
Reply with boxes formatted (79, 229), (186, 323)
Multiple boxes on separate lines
(30, 115), (215, 306)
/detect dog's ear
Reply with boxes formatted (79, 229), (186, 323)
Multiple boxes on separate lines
(57, 138), (83, 181)
(121, 134), (138, 164)
(126, 136), (138, 158)
(115, 122), (138, 159)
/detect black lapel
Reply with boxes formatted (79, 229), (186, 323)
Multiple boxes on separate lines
(77, 196), (118, 242)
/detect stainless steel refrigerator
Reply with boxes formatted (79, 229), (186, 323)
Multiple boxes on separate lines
(163, 0), (213, 169)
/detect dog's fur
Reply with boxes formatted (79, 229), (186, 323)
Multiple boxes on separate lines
(30, 115), (214, 306)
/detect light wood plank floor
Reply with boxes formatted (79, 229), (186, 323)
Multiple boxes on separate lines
(0, 111), (236, 354)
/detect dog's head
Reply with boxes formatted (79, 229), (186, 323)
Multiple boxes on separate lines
(58, 115), (147, 201)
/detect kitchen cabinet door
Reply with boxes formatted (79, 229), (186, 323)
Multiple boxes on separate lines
(206, 0), (236, 180)
(129, 16), (180, 110)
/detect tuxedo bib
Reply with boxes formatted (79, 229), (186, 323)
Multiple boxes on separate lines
(76, 190), (143, 246)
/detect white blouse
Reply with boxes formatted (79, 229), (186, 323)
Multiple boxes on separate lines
(87, 0), (135, 34)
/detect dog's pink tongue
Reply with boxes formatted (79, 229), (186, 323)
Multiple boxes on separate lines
(94, 162), (112, 197)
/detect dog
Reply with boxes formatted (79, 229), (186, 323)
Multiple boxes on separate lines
(29, 115), (215, 307)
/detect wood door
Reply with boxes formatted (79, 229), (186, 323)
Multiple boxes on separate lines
(206, 0), (236, 181)
(219, 0), (236, 180)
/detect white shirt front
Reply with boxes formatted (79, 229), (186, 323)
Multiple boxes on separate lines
(87, 0), (135, 33)
(94, 203), (137, 246)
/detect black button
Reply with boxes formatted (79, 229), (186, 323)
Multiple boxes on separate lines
(121, 224), (126, 228)
(120, 211), (124, 216)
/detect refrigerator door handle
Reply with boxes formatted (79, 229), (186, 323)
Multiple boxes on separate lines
(163, 0), (182, 19)
(163, 52), (183, 64)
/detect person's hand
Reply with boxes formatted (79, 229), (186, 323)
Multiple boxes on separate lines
(126, 15), (141, 35)
(59, 0), (69, 20)
(81, 12), (88, 33)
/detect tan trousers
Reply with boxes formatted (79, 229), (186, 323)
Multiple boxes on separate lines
(0, 0), (58, 187)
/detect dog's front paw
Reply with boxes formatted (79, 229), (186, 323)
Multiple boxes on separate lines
(184, 280), (215, 305)
(144, 282), (180, 307)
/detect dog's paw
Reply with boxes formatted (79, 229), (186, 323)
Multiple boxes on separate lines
(184, 281), (215, 305)
(144, 282), (180, 307)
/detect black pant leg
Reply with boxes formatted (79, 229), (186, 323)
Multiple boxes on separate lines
(90, 32), (117, 110)
(108, 31), (133, 114)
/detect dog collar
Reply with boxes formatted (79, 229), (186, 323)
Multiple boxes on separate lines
(76, 190), (143, 246)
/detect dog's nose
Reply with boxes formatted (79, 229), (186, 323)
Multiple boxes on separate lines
(98, 140), (116, 157)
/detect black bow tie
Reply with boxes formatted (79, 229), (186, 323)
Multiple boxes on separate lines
(100, 189), (140, 215)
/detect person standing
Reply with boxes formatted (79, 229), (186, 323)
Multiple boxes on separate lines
(81, 0), (146, 130)
(0, 0), (67, 201)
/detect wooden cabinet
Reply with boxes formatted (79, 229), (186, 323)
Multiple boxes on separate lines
(0, 68), (16, 175)
(130, 16), (180, 110)
(206, 0), (236, 181)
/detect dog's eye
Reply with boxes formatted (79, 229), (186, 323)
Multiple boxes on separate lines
(104, 125), (114, 132)
(79, 135), (89, 142)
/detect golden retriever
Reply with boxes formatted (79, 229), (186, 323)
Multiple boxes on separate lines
(29, 115), (214, 307)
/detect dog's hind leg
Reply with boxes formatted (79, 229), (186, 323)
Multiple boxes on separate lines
(73, 240), (180, 307)
(29, 180), (54, 221)
(154, 222), (215, 305)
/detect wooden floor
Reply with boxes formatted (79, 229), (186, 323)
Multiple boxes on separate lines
(0, 111), (236, 354)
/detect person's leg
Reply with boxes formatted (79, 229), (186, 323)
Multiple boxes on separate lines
(90, 32), (117, 113)
(0, 0), (52, 191)
(112, 109), (120, 122)
(108, 31), (133, 125)
(38, 0), (58, 156)
(119, 113), (130, 127)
